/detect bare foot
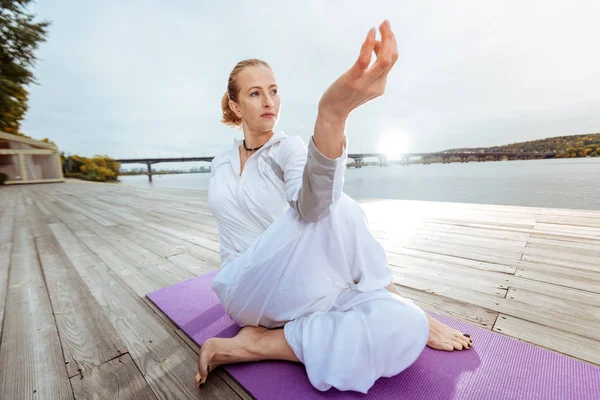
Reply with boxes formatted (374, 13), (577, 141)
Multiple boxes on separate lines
(195, 325), (268, 387)
(426, 314), (472, 351)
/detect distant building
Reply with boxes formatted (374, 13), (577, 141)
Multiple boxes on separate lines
(0, 132), (64, 185)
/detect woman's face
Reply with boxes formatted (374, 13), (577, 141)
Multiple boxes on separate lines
(230, 65), (280, 132)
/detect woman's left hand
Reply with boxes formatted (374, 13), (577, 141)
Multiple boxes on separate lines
(318, 20), (399, 120)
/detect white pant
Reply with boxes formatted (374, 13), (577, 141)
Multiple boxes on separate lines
(211, 194), (429, 393)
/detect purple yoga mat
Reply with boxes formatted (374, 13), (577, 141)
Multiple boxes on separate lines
(147, 271), (599, 399)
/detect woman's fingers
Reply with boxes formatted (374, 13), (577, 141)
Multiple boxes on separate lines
(369, 20), (397, 77)
(352, 27), (377, 74)
(374, 40), (382, 56)
(390, 30), (399, 64)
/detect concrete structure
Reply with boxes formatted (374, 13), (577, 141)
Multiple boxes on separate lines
(0, 131), (64, 185)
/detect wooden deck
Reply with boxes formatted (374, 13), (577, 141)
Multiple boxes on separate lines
(0, 181), (598, 399)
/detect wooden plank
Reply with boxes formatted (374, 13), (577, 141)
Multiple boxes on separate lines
(70, 353), (157, 400)
(141, 297), (178, 331)
(49, 223), (240, 399)
(90, 195), (220, 234)
(506, 287), (600, 325)
(394, 270), (600, 341)
(394, 284), (498, 329)
(0, 205), (73, 399)
(520, 252), (600, 273)
(386, 249), (516, 274)
(390, 263), (509, 298)
(51, 196), (117, 228)
(82, 199), (146, 224)
(515, 261), (600, 294)
(0, 242), (11, 341)
(139, 285), (251, 400)
(81, 192), (216, 224)
(36, 234), (128, 377)
(82, 223), (196, 285)
(60, 211), (194, 297)
(33, 191), (88, 232)
(504, 275), (600, 307)
(166, 253), (219, 276)
(364, 203), (538, 227)
(373, 227), (527, 252)
(493, 315), (600, 365)
(79, 217), (194, 285)
(391, 271), (507, 305)
(360, 197), (544, 216)
(57, 193), (222, 254)
(144, 221), (220, 252)
(535, 214), (600, 228)
(175, 330), (254, 400)
(109, 224), (222, 268)
(74, 230), (171, 298)
(0, 193), (16, 244)
(23, 191), (60, 237)
(533, 222), (600, 240)
(369, 217), (529, 238)
(381, 235), (523, 259)
(30, 192), (53, 216)
(385, 240), (520, 267)
(525, 237), (600, 256)
(530, 231), (600, 246)
(396, 220), (531, 241)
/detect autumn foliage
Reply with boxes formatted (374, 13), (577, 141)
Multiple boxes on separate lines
(62, 154), (121, 182)
(445, 133), (600, 158)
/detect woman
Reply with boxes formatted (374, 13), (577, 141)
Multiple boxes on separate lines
(197, 20), (472, 394)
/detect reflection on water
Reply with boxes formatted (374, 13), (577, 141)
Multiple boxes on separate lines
(119, 157), (600, 210)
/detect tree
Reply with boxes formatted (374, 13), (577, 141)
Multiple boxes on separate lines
(62, 154), (120, 182)
(0, 0), (50, 134)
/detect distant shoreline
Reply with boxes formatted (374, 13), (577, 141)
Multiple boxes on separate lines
(118, 153), (598, 175)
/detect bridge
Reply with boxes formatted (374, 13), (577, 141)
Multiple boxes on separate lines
(115, 152), (556, 180)
(347, 151), (556, 168)
(114, 157), (214, 182)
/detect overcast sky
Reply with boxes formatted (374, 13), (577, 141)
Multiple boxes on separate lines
(24, 0), (600, 165)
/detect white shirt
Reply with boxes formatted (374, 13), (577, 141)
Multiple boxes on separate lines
(207, 134), (422, 395)
(208, 131), (348, 266)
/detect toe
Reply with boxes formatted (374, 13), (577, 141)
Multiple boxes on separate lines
(443, 342), (454, 351)
(460, 336), (471, 350)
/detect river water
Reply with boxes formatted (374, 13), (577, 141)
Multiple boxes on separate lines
(118, 157), (600, 211)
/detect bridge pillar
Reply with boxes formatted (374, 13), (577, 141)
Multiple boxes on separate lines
(147, 163), (153, 182)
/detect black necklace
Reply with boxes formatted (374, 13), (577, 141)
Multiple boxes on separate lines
(243, 139), (265, 152)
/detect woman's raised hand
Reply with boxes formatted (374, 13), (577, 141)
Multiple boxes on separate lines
(318, 20), (399, 120)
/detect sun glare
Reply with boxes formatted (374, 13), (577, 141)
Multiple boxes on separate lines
(377, 134), (409, 158)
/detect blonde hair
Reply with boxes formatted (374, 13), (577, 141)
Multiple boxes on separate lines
(221, 59), (272, 127)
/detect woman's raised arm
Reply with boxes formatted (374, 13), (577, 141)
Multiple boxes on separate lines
(313, 20), (399, 159)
